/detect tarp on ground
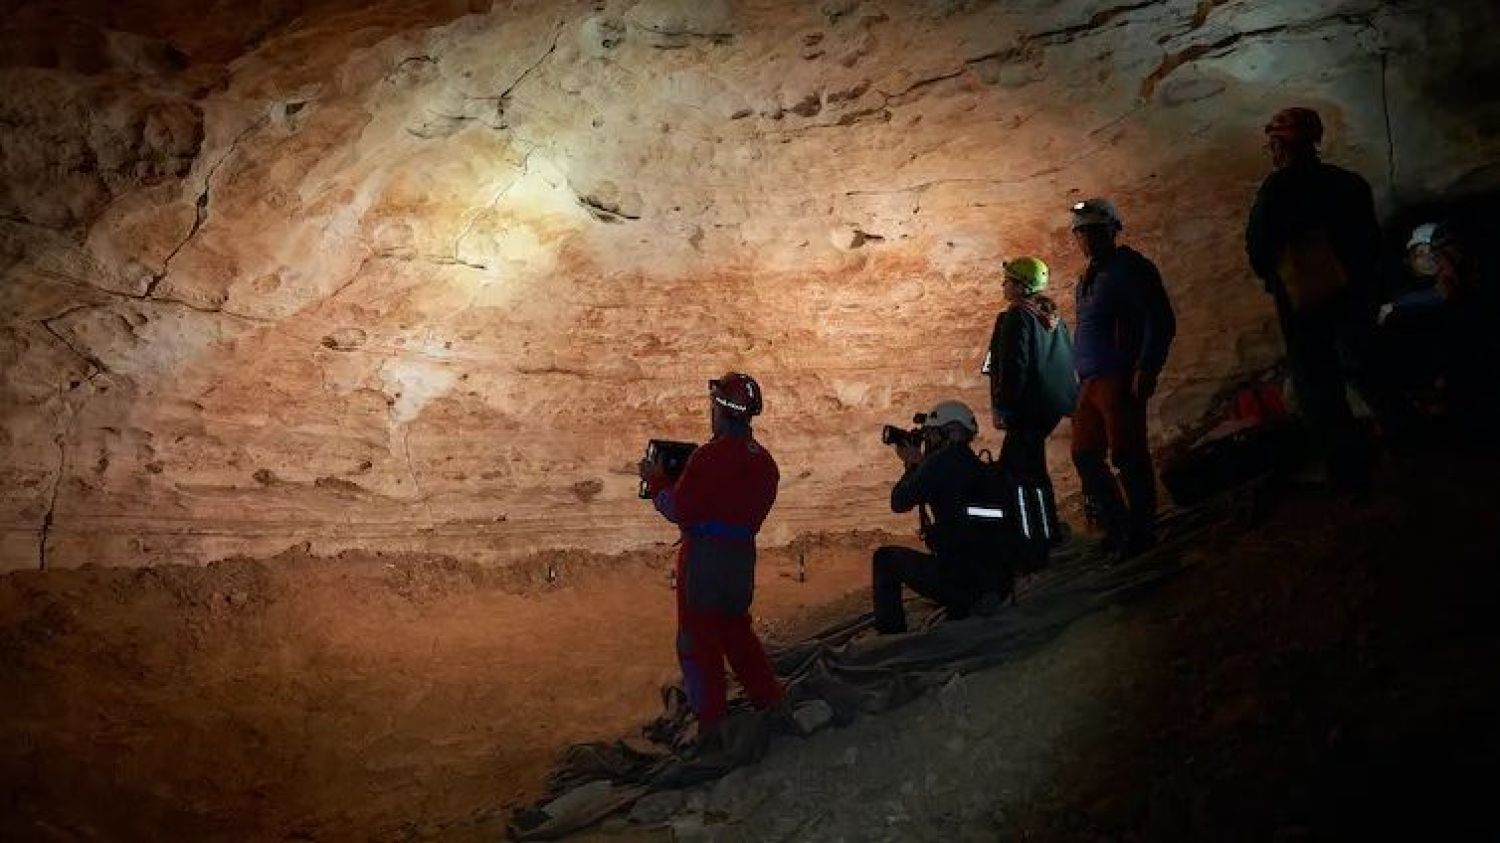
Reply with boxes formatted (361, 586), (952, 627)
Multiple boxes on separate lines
(510, 504), (1236, 840)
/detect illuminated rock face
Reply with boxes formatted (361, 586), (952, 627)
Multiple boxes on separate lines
(3, 0), (1497, 570)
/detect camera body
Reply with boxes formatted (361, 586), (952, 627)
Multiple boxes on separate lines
(881, 412), (929, 449)
(638, 439), (698, 499)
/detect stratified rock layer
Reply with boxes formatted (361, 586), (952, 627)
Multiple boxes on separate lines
(3, 0), (1498, 569)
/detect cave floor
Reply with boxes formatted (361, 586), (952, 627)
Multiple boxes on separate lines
(0, 533), (883, 840)
(581, 451), (1500, 841)
(4, 453), (1499, 842)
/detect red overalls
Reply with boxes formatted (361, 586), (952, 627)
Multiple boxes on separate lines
(649, 433), (783, 729)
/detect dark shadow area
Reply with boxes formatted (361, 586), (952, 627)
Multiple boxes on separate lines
(1010, 453), (1500, 840)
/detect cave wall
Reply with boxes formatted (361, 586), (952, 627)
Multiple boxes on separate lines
(2, 0), (1497, 570)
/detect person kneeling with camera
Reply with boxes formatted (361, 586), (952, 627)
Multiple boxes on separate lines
(873, 400), (1003, 635)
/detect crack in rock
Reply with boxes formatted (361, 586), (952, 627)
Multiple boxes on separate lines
(144, 115), (269, 300)
(450, 147), (540, 267)
(1142, 13), (1376, 101)
(38, 436), (66, 571)
(487, 21), (566, 126)
(842, 134), (1118, 198)
(1023, 0), (1168, 46)
(386, 54), (437, 82)
(576, 193), (641, 223)
(40, 267), (274, 324)
(38, 306), (111, 378)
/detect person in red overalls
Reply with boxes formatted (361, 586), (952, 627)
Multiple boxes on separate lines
(639, 372), (784, 735)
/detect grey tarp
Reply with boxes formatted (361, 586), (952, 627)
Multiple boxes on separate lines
(510, 503), (1235, 840)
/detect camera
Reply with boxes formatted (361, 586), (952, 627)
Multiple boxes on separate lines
(638, 439), (698, 499)
(881, 412), (929, 448)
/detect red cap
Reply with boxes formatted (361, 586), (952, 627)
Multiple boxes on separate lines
(710, 372), (763, 418)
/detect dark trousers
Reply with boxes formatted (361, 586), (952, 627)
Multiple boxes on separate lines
(1274, 289), (1382, 491)
(999, 418), (1062, 545)
(872, 546), (976, 634)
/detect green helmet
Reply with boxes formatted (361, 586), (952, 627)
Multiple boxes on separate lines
(1002, 256), (1049, 294)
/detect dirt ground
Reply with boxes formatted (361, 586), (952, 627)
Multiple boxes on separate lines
(1009, 453), (1500, 840)
(6, 451), (1498, 842)
(0, 530), (908, 841)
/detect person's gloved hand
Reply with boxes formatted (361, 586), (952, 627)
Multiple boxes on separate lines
(895, 441), (923, 468)
(1132, 369), (1159, 402)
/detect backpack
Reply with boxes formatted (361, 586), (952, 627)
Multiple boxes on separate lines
(965, 455), (1057, 590)
(1278, 227), (1350, 311)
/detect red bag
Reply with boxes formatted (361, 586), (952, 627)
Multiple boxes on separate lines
(1231, 384), (1287, 424)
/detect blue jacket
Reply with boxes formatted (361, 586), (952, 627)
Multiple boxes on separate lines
(1072, 246), (1176, 381)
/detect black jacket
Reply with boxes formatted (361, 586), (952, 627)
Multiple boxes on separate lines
(891, 443), (986, 571)
(1246, 159), (1382, 298)
(988, 295), (1080, 426)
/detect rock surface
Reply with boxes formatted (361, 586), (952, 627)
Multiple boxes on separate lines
(3, 0), (1498, 570)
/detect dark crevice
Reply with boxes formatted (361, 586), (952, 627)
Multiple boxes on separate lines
(451, 148), (539, 265)
(1023, 0), (1167, 46)
(144, 116), (268, 300)
(1380, 49), (1398, 197)
(38, 307), (110, 377)
(38, 437), (66, 571)
(1142, 13), (1375, 101)
(576, 194), (641, 223)
(388, 54), (437, 78)
(38, 268), (274, 324)
(489, 22), (566, 124)
(1140, 25), (1286, 101)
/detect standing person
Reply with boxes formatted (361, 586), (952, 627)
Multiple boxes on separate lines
(639, 373), (783, 737)
(1245, 107), (1387, 490)
(1069, 198), (1177, 560)
(986, 256), (1079, 565)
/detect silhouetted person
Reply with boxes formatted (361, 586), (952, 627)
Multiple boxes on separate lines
(1069, 198), (1176, 561)
(986, 256), (1079, 567)
(639, 372), (783, 736)
(872, 401), (1000, 634)
(1246, 107), (1389, 489)
(1429, 223), (1500, 442)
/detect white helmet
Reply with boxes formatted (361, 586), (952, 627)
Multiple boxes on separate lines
(923, 400), (978, 435)
(1406, 222), (1438, 251)
(1070, 197), (1123, 231)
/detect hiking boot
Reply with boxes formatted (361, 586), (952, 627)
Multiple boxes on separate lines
(972, 591), (1006, 617)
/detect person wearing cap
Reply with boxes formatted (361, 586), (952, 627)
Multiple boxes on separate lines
(1406, 223), (1441, 283)
(1428, 223), (1500, 441)
(639, 372), (783, 734)
(986, 256), (1079, 562)
(1068, 198), (1177, 560)
(871, 400), (1001, 634)
(1245, 106), (1388, 490)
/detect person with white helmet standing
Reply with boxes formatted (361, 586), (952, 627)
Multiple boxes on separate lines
(1068, 198), (1177, 561)
(986, 256), (1079, 569)
(871, 399), (1002, 634)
